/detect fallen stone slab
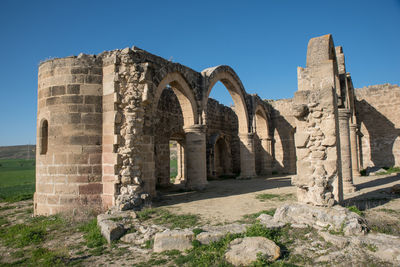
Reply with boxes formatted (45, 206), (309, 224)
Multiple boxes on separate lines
(318, 231), (350, 248)
(197, 223), (248, 245)
(225, 237), (280, 266)
(257, 214), (286, 229)
(153, 229), (194, 252)
(97, 219), (126, 244)
(273, 204), (368, 236)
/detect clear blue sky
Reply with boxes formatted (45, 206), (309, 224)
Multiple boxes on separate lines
(0, 0), (399, 146)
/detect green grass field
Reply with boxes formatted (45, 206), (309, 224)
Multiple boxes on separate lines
(0, 159), (35, 202)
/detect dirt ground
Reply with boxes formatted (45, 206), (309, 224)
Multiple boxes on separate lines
(155, 173), (400, 224)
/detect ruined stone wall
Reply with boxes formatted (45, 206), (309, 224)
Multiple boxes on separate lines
(206, 99), (240, 176)
(292, 88), (342, 206)
(355, 84), (400, 168)
(35, 55), (103, 215)
(268, 99), (296, 174)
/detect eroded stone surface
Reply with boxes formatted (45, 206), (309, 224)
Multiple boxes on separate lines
(225, 237), (280, 266)
(153, 229), (194, 252)
(274, 204), (368, 235)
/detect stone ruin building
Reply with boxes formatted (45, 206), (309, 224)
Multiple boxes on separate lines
(34, 34), (400, 215)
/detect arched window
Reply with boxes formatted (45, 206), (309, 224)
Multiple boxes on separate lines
(40, 120), (48, 155)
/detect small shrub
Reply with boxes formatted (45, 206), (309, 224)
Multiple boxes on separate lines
(360, 169), (367, 176)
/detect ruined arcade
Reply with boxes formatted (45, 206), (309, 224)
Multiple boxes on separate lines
(34, 34), (400, 215)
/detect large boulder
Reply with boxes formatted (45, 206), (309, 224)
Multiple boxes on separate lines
(196, 223), (248, 245)
(225, 237), (280, 266)
(153, 229), (194, 252)
(274, 204), (368, 236)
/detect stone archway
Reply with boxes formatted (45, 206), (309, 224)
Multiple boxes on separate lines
(152, 71), (206, 190)
(202, 66), (256, 179)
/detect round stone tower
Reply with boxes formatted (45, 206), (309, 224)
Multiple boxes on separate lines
(34, 55), (103, 215)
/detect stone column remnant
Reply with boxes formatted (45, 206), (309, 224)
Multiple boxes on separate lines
(338, 109), (356, 193)
(184, 125), (208, 190)
(238, 133), (257, 179)
(292, 88), (343, 206)
(349, 123), (360, 177)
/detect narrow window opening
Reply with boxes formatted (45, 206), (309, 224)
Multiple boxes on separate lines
(40, 120), (48, 155)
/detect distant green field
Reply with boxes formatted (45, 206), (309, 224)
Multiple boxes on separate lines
(0, 159), (35, 202)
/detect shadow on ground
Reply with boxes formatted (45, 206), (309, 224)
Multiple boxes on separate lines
(344, 174), (400, 210)
(153, 175), (293, 207)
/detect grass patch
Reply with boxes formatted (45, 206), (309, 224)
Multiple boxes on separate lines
(174, 233), (241, 266)
(144, 239), (154, 249)
(136, 208), (200, 229)
(78, 218), (107, 252)
(377, 208), (400, 215)
(363, 243), (378, 252)
(256, 193), (293, 202)
(240, 209), (276, 224)
(347, 205), (364, 216)
(0, 159), (35, 202)
(379, 166), (400, 175)
(0, 215), (64, 248)
(193, 228), (204, 236)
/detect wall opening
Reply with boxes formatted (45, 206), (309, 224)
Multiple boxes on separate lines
(169, 138), (185, 185)
(40, 119), (48, 155)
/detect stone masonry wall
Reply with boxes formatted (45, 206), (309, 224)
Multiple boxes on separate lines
(355, 84), (400, 168)
(292, 88), (342, 206)
(268, 99), (296, 174)
(35, 55), (103, 215)
(206, 99), (240, 176)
